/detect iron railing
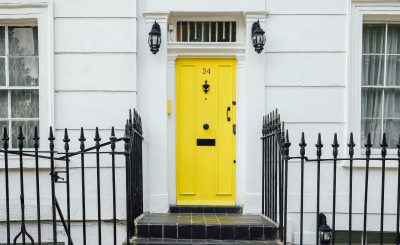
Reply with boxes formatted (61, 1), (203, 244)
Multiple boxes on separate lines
(262, 109), (400, 245)
(1, 109), (143, 245)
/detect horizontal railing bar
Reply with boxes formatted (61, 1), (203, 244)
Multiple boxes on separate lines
(288, 156), (400, 162)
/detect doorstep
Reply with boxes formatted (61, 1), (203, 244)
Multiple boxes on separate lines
(134, 213), (277, 242)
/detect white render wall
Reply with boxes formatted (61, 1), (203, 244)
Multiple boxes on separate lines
(0, 0), (137, 244)
(0, 0), (399, 244)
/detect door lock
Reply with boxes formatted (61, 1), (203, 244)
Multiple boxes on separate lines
(203, 123), (209, 130)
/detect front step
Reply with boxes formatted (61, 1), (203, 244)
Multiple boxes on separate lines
(132, 237), (280, 244)
(135, 213), (277, 241)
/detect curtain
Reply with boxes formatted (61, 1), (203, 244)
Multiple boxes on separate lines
(362, 24), (400, 148)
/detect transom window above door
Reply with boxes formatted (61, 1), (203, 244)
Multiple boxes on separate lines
(0, 25), (39, 148)
(176, 21), (236, 42)
(362, 23), (400, 148)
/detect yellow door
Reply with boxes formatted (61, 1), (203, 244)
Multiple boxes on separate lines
(176, 58), (236, 205)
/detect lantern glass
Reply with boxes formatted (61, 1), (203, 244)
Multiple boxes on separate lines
(319, 230), (332, 244)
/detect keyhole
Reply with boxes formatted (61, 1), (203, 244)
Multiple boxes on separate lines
(203, 123), (209, 130)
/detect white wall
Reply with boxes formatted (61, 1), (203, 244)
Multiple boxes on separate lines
(0, 0), (137, 244)
(265, 0), (400, 244)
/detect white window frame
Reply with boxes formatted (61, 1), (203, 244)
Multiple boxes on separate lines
(0, 1), (54, 165)
(350, 3), (400, 159)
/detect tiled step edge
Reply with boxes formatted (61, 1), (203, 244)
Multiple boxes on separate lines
(132, 237), (282, 245)
(136, 223), (276, 241)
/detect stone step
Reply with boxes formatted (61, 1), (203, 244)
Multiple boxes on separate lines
(135, 213), (277, 241)
(169, 205), (243, 214)
(132, 237), (281, 244)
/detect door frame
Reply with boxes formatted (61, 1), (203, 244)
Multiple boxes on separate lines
(166, 49), (246, 206)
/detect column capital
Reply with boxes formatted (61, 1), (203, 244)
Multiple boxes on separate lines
(243, 11), (268, 23)
(143, 11), (170, 23)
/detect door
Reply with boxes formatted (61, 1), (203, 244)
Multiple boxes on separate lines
(176, 58), (236, 205)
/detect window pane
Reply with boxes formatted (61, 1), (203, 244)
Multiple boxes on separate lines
(231, 22), (236, 42)
(383, 119), (400, 148)
(363, 24), (385, 54)
(211, 22), (216, 42)
(361, 119), (382, 147)
(386, 55), (400, 86)
(384, 89), (400, 118)
(388, 25), (400, 54)
(11, 120), (38, 148)
(8, 26), (38, 55)
(177, 22), (181, 42)
(182, 22), (188, 42)
(217, 22), (224, 42)
(362, 55), (384, 86)
(0, 26), (5, 56)
(11, 90), (39, 118)
(0, 121), (7, 134)
(0, 90), (7, 118)
(9, 57), (39, 86)
(0, 58), (5, 86)
(203, 22), (210, 42)
(361, 88), (382, 118)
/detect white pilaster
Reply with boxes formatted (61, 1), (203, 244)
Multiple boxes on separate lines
(142, 12), (170, 212)
(242, 11), (267, 213)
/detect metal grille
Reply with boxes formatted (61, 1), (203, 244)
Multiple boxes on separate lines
(176, 21), (236, 42)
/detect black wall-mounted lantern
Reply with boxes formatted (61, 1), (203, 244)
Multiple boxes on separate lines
(251, 20), (266, 54)
(148, 21), (161, 54)
(319, 213), (332, 245)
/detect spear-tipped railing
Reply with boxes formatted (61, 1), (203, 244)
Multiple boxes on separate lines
(1, 109), (143, 245)
(263, 109), (400, 245)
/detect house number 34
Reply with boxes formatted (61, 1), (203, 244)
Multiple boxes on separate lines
(202, 68), (211, 74)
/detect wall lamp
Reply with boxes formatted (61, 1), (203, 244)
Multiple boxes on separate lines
(319, 213), (332, 245)
(148, 21), (161, 54)
(251, 20), (266, 54)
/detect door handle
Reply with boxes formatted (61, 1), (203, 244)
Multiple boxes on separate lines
(226, 106), (231, 122)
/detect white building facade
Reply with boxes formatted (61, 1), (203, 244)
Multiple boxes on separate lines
(1, 0), (400, 244)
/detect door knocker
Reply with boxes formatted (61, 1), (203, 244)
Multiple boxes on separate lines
(202, 80), (210, 94)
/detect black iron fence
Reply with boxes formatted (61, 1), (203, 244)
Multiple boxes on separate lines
(262, 109), (400, 245)
(1, 109), (143, 245)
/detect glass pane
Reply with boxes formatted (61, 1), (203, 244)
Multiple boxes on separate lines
(211, 22), (216, 42)
(196, 22), (202, 42)
(11, 120), (38, 148)
(231, 22), (236, 42)
(182, 22), (188, 42)
(0, 26), (5, 56)
(362, 55), (384, 86)
(363, 24), (385, 54)
(361, 119), (382, 147)
(203, 22), (210, 42)
(9, 57), (39, 86)
(361, 88), (382, 118)
(0, 121), (8, 135)
(386, 55), (400, 85)
(388, 24), (400, 54)
(383, 119), (400, 148)
(11, 90), (39, 118)
(188, 22), (199, 42)
(0, 58), (5, 86)
(384, 89), (400, 118)
(0, 90), (7, 118)
(8, 26), (38, 55)
(177, 22), (181, 42)
(217, 22), (224, 42)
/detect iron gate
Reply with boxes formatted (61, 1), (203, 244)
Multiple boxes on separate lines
(1, 109), (143, 245)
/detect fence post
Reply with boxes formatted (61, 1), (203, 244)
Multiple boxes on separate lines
(123, 121), (132, 245)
